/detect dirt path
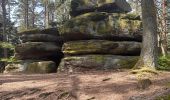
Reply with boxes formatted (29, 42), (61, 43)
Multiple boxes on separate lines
(0, 70), (170, 100)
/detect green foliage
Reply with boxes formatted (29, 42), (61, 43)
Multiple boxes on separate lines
(156, 95), (170, 100)
(158, 55), (170, 70)
(0, 42), (15, 50)
(18, 28), (40, 34)
(0, 56), (19, 63)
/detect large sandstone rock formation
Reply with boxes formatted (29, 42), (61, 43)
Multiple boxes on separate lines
(58, 0), (142, 72)
(70, 0), (132, 16)
(4, 28), (63, 74)
(25, 61), (56, 73)
(4, 61), (56, 74)
(59, 55), (138, 72)
(62, 40), (141, 56)
(60, 12), (142, 42)
(19, 28), (63, 43)
(4, 63), (25, 73)
(4, 0), (142, 73)
(15, 42), (61, 60)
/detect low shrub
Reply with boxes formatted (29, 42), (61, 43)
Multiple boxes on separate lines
(158, 55), (170, 70)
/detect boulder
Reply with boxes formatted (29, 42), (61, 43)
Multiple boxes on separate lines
(63, 40), (141, 56)
(60, 12), (142, 42)
(4, 61), (57, 73)
(58, 55), (139, 72)
(4, 63), (26, 73)
(15, 42), (62, 60)
(18, 28), (59, 36)
(20, 34), (63, 43)
(26, 61), (57, 73)
(70, 0), (132, 16)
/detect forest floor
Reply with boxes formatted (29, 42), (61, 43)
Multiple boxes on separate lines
(1, 70), (170, 100)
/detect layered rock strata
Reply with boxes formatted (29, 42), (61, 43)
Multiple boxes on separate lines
(4, 28), (63, 73)
(58, 0), (142, 72)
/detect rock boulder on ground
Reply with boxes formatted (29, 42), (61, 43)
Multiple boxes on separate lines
(4, 63), (26, 73)
(4, 61), (57, 73)
(62, 40), (141, 56)
(58, 55), (138, 72)
(26, 61), (56, 73)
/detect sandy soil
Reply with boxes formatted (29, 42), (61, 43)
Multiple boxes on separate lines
(1, 70), (170, 100)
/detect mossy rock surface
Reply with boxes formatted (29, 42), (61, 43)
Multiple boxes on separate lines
(15, 42), (62, 60)
(20, 34), (63, 43)
(4, 63), (26, 73)
(4, 61), (57, 74)
(15, 42), (61, 54)
(18, 28), (59, 36)
(70, 0), (131, 16)
(58, 55), (139, 72)
(26, 61), (57, 73)
(60, 12), (113, 36)
(60, 12), (142, 42)
(121, 13), (141, 20)
(62, 40), (141, 56)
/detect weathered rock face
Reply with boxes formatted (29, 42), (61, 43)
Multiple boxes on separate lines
(58, 55), (138, 72)
(9, 28), (63, 74)
(15, 42), (62, 60)
(60, 12), (142, 42)
(25, 61), (56, 73)
(4, 61), (57, 73)
(4, 64), (25, 73)
(63, 40), (141, 56)
(60, 12), (113, 35)
(20, 34), (63, 43)
(70, 0), (132, 16)
(18, 28), (59, 36)
(15, 42), (61, 54)
(56, 0), (142, 72)
(6, 0), (142, 73)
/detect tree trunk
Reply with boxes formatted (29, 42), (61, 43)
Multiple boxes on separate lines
(1, 0), (7, 54)
(32, 0), (35, 28)
(45, 1), (49, 28)
(1, 0), (8, 64)
(134, 0), (158, 69)
(160, 0), (168, 56)
(24, 0), (29, 29)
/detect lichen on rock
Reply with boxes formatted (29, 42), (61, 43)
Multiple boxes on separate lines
(58, 55), (139, 72)
(62, 40), (141, 56)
